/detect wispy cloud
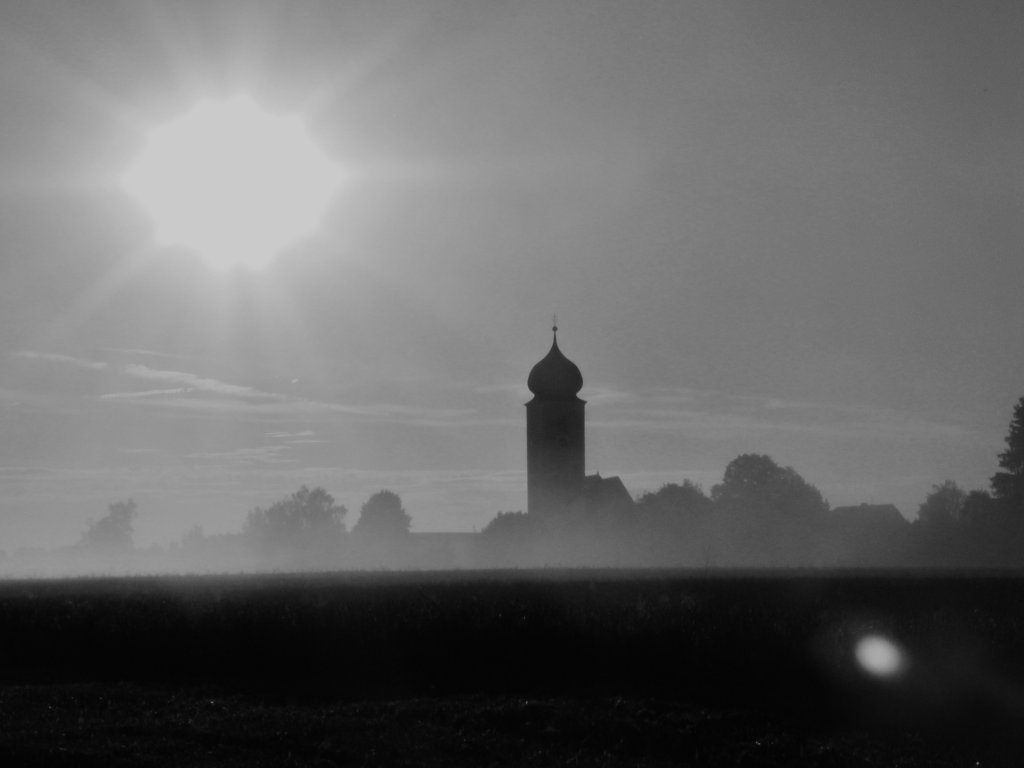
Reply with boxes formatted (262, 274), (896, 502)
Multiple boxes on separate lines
(0, 466), (56, 478)
(97, 347), (192, 361)
(15, 351), (108, 370)
(586, 384), (975, 444)
(101, 388), (191, 400)
(184, 445), (296, 467)
(264, 430), (327, 446)
(474, 382), (530, 397)
(120, 364), (275, 399)
(19, 352), (506, 428)
(105, 390), (478, 425)
(100, 364), (321, 414)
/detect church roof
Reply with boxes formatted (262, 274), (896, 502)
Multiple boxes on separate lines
(583, 474), (633, 509)
(527, 328), (583, 399)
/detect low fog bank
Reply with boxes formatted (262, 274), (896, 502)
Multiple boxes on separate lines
(2, 448), (1023, 578)
(6, 505), (1023, 578)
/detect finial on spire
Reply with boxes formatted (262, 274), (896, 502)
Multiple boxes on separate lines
(552, 313), (558, 335)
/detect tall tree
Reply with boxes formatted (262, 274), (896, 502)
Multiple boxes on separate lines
(990, 396), (1024, 513)
(81, 499), (137, 553)
(960, 489), (998, 528)
(353, 490), (411, 538)
(244, 486), (346, 549)
(711, 454), (829, 516)
(481, 511), (535, 539)
(915, 480), (966, 528)
(636, 481), (713, 519)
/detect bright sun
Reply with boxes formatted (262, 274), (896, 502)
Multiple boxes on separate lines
(123, 95), (342, 269)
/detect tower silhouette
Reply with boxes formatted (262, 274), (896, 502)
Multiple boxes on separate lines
(526, 323), (586, 516)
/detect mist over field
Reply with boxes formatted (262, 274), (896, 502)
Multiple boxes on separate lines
(3, 421), (1023, 578)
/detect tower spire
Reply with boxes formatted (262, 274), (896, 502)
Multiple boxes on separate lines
(526, 316), (585, 516)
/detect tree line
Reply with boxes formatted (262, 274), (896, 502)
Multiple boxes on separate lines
(480, 396), (1024, 568)
(8, 396), (1021, 573)
(61, 487), (413, 573)
(917, 396), (1024, 528)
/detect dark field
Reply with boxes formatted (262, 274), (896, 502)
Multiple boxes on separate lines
(1, 570), (1022, 766)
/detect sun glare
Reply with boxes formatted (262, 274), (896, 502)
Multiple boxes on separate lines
(122, 95), (342, 269)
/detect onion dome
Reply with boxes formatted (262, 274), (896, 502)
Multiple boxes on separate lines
(528, 326), (583, 399)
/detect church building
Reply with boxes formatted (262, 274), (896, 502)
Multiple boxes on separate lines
(526, 324), (631, 516)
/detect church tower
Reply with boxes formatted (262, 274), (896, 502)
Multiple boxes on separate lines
(526, 323), (585, 516)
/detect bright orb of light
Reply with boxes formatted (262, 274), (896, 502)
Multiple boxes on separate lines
(854, 634), (906, 678)
(122, 95), (342, 269)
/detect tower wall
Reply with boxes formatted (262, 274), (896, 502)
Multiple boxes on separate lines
(526, 397), (585, 515)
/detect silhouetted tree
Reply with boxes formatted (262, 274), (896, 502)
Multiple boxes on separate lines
(991, 396), (1024, 513)
(636, 481), (713, 519)
(244, 486), (346, 550)
(711, 454), (829, 516)
(353, 490), (411, 538)
(915, 480), (965, 528)
(631, 481), (714, 565)
(960, 489), (999, 528)
(482, 511), (536, 539)
(81, 499), (137, 553)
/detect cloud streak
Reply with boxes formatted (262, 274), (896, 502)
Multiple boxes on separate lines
(118, 364), (274, 400)
(587, 385), (975, 445)
(97, 347), (192, 361)
(185, 446), (297, 467)
(15, 351), (511, 428)
(15, 351), (108, 370)
(107, 366), (482, 426)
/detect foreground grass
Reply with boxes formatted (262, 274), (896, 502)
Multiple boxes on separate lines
(0, 683), (997, 768)
(1, 569), (1022, 765)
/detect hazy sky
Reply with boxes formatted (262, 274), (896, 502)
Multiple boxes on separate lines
(1, 1), (1021, 547)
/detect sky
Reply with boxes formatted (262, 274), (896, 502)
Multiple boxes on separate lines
(0, 1), (1021, 548)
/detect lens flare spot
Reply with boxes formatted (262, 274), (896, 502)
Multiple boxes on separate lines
(855, 634), (905, 678)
